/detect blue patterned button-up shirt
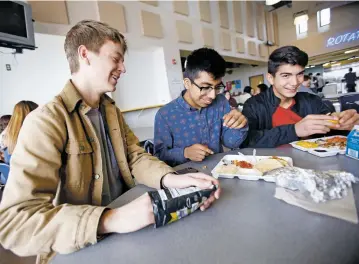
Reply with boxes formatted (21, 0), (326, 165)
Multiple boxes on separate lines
(154, 92), (248, 166)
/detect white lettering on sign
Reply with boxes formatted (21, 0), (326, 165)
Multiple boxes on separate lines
(326, 29), (359, 47)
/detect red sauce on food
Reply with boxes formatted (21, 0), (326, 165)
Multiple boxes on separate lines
(234, 160), (253, 169)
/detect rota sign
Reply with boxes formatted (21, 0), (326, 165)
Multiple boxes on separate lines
(326, 30), (359, 47)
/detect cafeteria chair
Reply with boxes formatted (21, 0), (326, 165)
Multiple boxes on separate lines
(339, 93), (359, 112)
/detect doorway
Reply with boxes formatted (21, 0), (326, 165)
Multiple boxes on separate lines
(249, 74), (265, 90)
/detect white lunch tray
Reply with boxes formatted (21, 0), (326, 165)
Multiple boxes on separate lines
(211, 155), (294, 183)
(290, 135), (347, 158)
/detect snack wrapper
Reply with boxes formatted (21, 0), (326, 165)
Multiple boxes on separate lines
(148, 185), (217, 228)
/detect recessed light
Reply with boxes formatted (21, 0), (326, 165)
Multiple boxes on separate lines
(344, 49), (359, 54)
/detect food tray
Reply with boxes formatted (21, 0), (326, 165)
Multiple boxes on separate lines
(290, 135), (347, 157)
(211, 155), (294, 182)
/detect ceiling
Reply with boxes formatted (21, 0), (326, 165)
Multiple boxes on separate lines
(266, 1), (356, 15)
(308, 46), (359, 66)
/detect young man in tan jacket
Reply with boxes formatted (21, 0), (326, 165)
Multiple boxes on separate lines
(0, 20), (222, 264)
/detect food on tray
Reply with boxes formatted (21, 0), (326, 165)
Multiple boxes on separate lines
(254, 158), (286, 174)
(266, 167), (357, 203)
(217, 156), (292, 176)
(295, 141), (319, 148)
(215, 164), (238, 174)
(270, 156), (290, 167)
(219, 159), (262, 176)
(316, 136), (347, 150)
(230, 159), (263, 176)
(231, 160), (253, 169)
(326, 136), (347, 143)
(294, 136), (347, 151)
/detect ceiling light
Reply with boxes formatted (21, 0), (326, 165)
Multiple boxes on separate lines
(323, 63), (330, 66)
(331, 63), (341, 67)
(266, 0), (281, 5)
(310, 65), (315, 68)
(348, 57), (355, 60)
(344, 49), (359, 54)
(330, 61), (337, 64)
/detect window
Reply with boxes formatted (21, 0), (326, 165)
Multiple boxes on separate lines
(318, 8), (330, 27)
(294, 13), (308, 37)
(298, 21), (308, 34)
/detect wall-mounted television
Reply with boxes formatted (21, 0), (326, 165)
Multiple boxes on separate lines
(0, 0), (36, 50)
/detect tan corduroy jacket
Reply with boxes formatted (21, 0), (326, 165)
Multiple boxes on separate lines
(0, 81), (174, 264)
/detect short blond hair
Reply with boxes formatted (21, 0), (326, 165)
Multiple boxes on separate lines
(64, 20), (127, 74)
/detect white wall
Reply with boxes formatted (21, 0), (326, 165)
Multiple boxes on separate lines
(0, 33), (69, 115)
(113, 47), (171, 111)
(223, 65), (270, 89)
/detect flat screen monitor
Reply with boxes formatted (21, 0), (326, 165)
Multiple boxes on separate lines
(0, 0), (36, 50)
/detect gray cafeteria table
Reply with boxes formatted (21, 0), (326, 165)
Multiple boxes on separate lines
(53, 146), (359, 264)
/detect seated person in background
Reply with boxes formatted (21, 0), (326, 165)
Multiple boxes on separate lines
(257, 83), (269, 94)
(0, 20), (220, 264)
(154, 48), (248, 166)
(1, 101), (38, 164)
(224, 91), (238, 108)
(311, 76), (318, 93)
(252, 83), (269, 96)
(0, 115), (11, 135)
(237, 86), (252, 105)
(0, 115), (11, 162)
(297, 75), (316, 95)
(242, 46), (359, 148)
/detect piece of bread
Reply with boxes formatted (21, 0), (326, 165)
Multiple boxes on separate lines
(215, 164), (238, 174)
(270, 156), (289, 167)
(254, 159), (284, 173)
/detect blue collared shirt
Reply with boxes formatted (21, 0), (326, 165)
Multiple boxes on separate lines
(297, 85), (317, 95)
(154, 92), (248, 166)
